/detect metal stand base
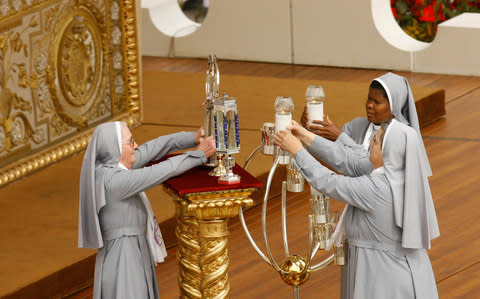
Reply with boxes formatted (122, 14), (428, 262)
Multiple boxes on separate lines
(209, 164), (227, 177)
(218, 174), (241, 185)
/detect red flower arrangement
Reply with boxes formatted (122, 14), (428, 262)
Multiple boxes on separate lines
(391, 0), (480, 42)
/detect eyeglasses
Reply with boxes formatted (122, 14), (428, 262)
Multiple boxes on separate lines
(122, 136), (135, 147)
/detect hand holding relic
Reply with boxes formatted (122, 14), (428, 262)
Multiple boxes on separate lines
(300, 106), (310, 129)
(198, 136), (216, 158)
(194, 127), (206, 144)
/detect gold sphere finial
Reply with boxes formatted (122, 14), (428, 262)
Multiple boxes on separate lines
(278, 255), (310, 287)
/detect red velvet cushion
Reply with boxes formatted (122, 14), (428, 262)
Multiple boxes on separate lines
(149, 155), (262, 195)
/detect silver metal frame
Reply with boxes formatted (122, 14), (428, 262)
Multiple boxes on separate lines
(241, 141), (338, 298)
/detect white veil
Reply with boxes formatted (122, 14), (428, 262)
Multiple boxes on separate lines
(383, 120), (440, 249)
(78, 122), (121, 249)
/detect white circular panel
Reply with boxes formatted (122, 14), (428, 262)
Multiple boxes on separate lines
(371, 0), (430, 52)
(142, 0), (202, 37)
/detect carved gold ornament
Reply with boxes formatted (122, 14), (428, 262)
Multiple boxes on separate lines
(48, 3), (107, 128)
(0, 0), (142, 188)
(165, 186), (256, 299)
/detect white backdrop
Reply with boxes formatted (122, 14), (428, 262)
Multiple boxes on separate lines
(139, 0), (480, 76)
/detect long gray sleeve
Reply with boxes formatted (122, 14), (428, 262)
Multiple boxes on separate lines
(341, 119), (354, 139)
(307, 134), (373, 177)
(341, 117), (370, 144)
(133, 131), (196, 168)
(294, 148), (390, 212)
(104, 150), (205, 199)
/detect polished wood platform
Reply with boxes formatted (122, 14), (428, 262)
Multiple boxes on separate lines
(67, 57), (480, 299)
(0, 56), (476, 299)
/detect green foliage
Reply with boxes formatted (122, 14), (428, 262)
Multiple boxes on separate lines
(391, 0), (480, 42)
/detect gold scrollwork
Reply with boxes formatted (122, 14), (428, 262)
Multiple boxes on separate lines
(199, 235), (230, 299)
(184, 188), (258, 200)
(0, 15), (38, 156)
(59, 15), (98, 107)
(0, 0), (142, 188)
(0, 131), (90, 186)
(167, 186), (257, 299)
(48, 3), (106, 128)
(176, 212), (202, 299)
(198, 220), (228, 239)
(189, 198), (254, 220)
(119, 0), (141, 125)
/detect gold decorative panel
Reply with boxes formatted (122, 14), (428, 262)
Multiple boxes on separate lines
(0, 0), (141, 187)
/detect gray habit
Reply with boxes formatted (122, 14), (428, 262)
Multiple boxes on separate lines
(310, 120), (439, 249)
(294, 149), (438, 299)
(310, 71), (432, 178)
(299, 72), (440, 298)
(78, 122), (206, 299)
(306, 72), (439, 248)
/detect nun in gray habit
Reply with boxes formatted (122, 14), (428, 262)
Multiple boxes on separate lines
(275, 121), (439, 299)
(285, 72), (440, 298)
(308, 72), (431, 177)
(78, 121), (214, 299)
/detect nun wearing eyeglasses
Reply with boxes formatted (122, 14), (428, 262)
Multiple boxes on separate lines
(275, 120), (439, 299)
(78, 122), (216, 299)
(293, 72), (440, 298)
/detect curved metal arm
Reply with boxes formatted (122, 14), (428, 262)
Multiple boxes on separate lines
(281, 181), (290, 257)
(303, 215), (315, 271)
(309, 254), (335, 272)
(243, 145), (262, 170)
(241, 142), (337, 283)
(310, 242), (321, 261)
(262, 156), (282, 272)
(240, 144), (274, 267)
(239, 206), (272, 266)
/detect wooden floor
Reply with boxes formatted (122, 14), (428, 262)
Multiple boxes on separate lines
(70, 57), (480, 299)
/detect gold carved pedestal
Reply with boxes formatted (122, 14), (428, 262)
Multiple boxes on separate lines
(165, 188), (256, 299)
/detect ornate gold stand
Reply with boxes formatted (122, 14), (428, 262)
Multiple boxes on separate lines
(165, 187), (256, 299)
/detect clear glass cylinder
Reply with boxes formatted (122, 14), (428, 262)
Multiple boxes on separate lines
(214, 94), (240, 154)
(274, 96), (294, 133)
(275, 112), (292, 133)
(310, 187), (329, 224)
(214, 110), (226, 151)
(274, 96), (294, 164)
(305, 85), (325, 127)
(261, 122), (275, 155)
(334, 242), (347, 265)
(287, 159), (304, 192)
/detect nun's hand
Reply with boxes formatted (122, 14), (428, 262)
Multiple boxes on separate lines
(198, 136), (216, 158)
(274, 130), (303, 157)
(194, 127), (206, 144)
(300, 106), (310, 129)
(310, 115), (342, 141)
(288, 120), (307, 137)
(287, 120), (315, 146)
